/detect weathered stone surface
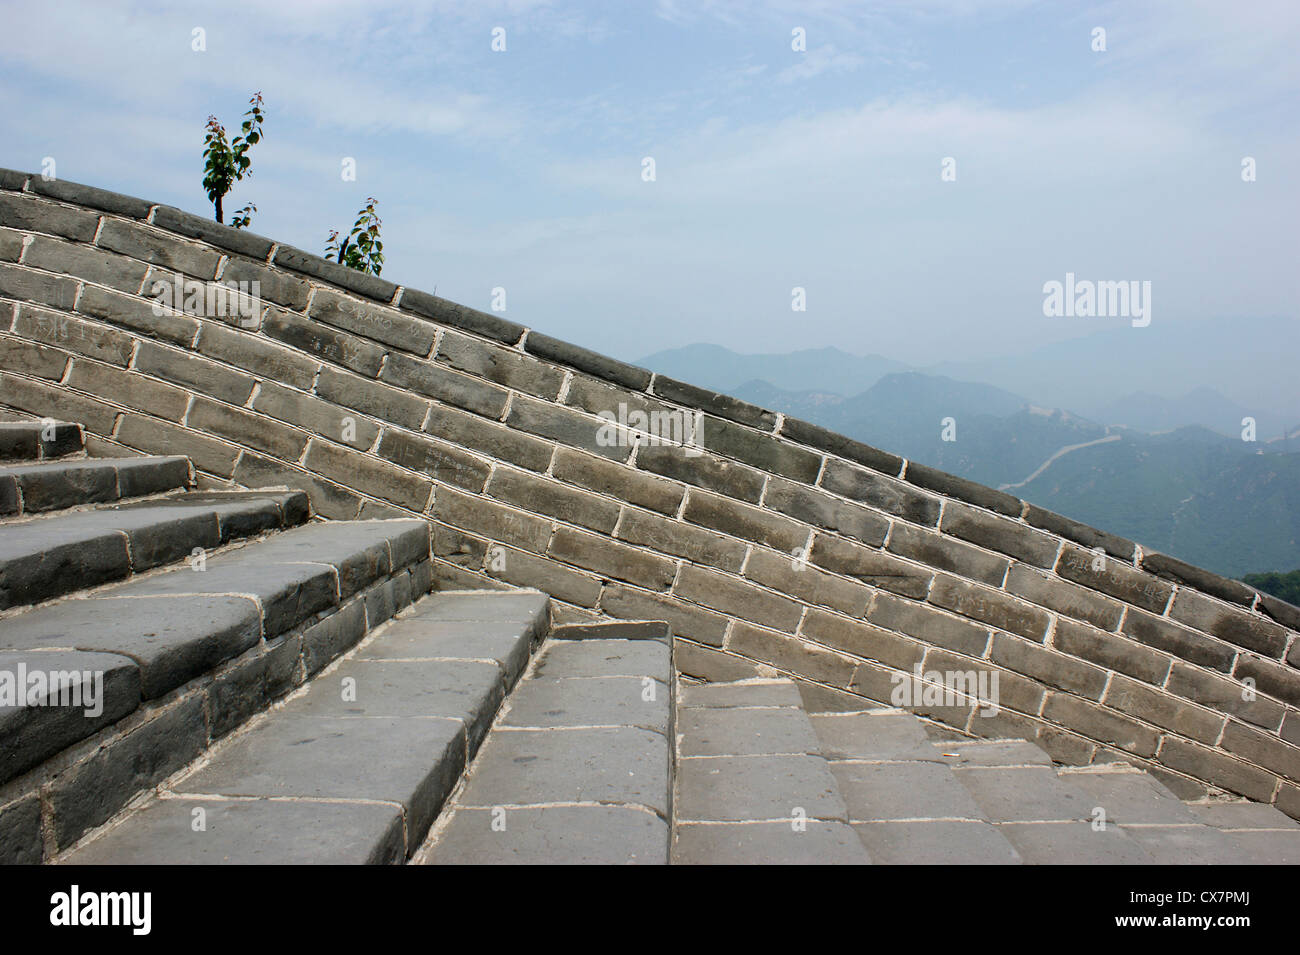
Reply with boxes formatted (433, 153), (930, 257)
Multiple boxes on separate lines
(853, 820), (1021, 864)
(763, 476), (889, 547)
(809, 534), (933, 599)
(437, 329), (564, 399)
(833, 760), (987, 821)
(427, 805), (668, 864)
(616, 506), (747, 572)
(553, 448), (682, 514)
(525, 333), (652, 391)
(674, 820), (869, 865)
(504, 675), (669, 735)
(635, 445), (764, 503)
(0, 793), (43, 864)
(676, 753), (847, 822)
(679, 706), (818, 756)
(993, 821), (1152, 864)
(1169, 588), (1289, 658)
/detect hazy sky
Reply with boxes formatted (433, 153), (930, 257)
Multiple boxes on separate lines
(1, 1), (1295, 389)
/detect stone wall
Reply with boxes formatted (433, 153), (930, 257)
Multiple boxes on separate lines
(2, 168), (1298, 817)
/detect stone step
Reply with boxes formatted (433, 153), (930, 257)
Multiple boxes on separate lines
(1184, 799), (1300, 864)
(419, 629), (672, 864)
(59, 589), (546, 865)
(2, 518), (437, 861)
(0, 420), (83, 462)
(0, 455), (190, 518)
(0, 488), (307, 611)
(808, 710), (1021, 864)
(672, 678), (869, 864)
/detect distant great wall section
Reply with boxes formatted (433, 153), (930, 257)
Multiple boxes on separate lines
(2, 168), (1298, 819)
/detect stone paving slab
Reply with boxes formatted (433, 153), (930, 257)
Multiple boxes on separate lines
(830, 760), (988, 822)
(676, 754), (848, 823)
(679, 705), (819, 756)
(178, 714), (466, 845)
(810, 711), (940, 761)
(1062, 769), (1201, 825)
(502, 675), (669, 734)
(852, 820), (1022, 865)
(1188, 801), (1300, 830)
(1118, 823), (1241, 864)
(354, 618), (537, 685)
(62, 797), (406, 865)
(953, 766), (1095, 823)
(933, 739), (1053, 767)
(679, 679), (804, 709)
(1209, 829), (1300, 863)
(419, 592), (550, 622)
(424, 805), (668, 864)
(994, 821), (1153, 864)
(532, 638), (669, 679)
(674, 820), (870, 865)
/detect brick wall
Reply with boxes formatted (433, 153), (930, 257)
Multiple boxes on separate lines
(2, 168), (1299, 818)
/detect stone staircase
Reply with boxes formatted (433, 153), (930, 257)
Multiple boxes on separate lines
(4, 418), (1298, 864)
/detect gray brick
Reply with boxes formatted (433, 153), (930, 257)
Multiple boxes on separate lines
(304, 439), (431, 512)
(1055, 544), (1173, 614)
(887, 522), (1009, 586)
(316, 366), (431, 431)
(66, 359), (190, 420)
(0, 168), (26, 190)
(252, 380), (378, 449)
(233, 452), (362, 520)
(867, 591), (990, 656)
(809, 533), (933, 599)
(376, 429), (490, 492)
(262, 306), (385, 377)
(763, 476), (889, 546)
(192, 322), (317, 390)
(683, 488), (806, 552)
(928, 575), (1050, 641)
(95, 218), (222, 279)
(727, 620), (856, 687)
(0, 261), (79, 311)
(1041, 693), (1160, 758)
(78, 283), (198, 346)
(940, 502), (1058, 567)
(1005, 563), (1124, 630)
(0, 373), (117, 435)
(1165, 662), (1285, 731)
(635, 444), (764, 502)
(925, 647), (1045, 717)
(615, 507), (746, 572)
(1122, 607), (1236, 673)
(698, 415), (820, 482)
(1102, 674), (1224, 744)
(1257, 592), (1300, 633)
(600, 583), (729, 647)
(548, 526), (675, 591)
(133, 340), (255, 405)
(1156, 737), (1277, 802)
(425, 401), (552, 472)
(905, 462), (1022, 517)
(991, 632), (1108, 698)
(27, 177), (152, 218)
(675, 564), (802, 633)
(1220, 721), (1300, 784)
(399, 287), (523, 344)
(308, 287), (434, 354)
(675, 641), (764, 680)
(1283, 712), (1300, 748)
(1142, 551), (1258, 606)
(650, 375), (776, 430)
(821, 458), (940, 526)
(745, 548), (871, 617)
(0, 793), (43, 864)
(1022, 503), (1136, 561)
(117, 414), (239, 477)
(150, 205), (275, 261)
(188, 396), (307, 460)
(1234, 655), (1300, 708)
(432, 484), (550, 551)
(506, 394), (626, 460)
(219, 256), (310, 310)
(553, 447), (682, 515)
(14, 305), (133, 365)
(1053, 618), (1171, 684)
(801, 608), (924, 671)
(0, 227), (21, 262)
(524, 331), (651, 390)
(0, 191), (97, 241)
(23, 234), (148, 292)
(778, 417), (903, 476)
(0, 335), (68, 379)
(488, 467), (618, 533)
(381, 351), (509, 419)
(1169, 589), (1289, 658)
(483, 544), (603, 607)
(273, 244), (398, 304)
(437, 329), (564, 399)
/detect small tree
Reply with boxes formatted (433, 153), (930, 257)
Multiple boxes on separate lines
(203, 92), (265, 227)
(325, 197), (384, 275)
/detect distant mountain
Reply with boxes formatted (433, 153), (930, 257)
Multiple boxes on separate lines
(1091, 387), (1261, 438)
(637, 344), (909, 396)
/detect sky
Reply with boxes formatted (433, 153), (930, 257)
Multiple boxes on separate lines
(0, 0), (1296, 407)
